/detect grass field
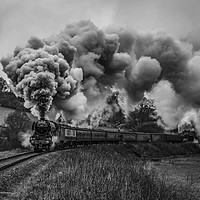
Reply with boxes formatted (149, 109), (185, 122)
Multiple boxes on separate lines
(0, 144), (198, 200)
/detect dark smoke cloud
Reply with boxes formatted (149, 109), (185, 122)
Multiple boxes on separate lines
(125, 56), (161, 102)
(2, 20), (200, 127)
(106, 26), (199, 107)
(105, 25), (137, 54)
(182, 28), (200, 52)
(134, 31), (193, 102)
(56, 21), (132, 104)
(1, 37), (83, 119)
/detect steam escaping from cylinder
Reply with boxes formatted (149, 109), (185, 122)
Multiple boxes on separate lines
(52, 136), (59, 147)
(19, 131), (32, 148)
(1, 20), (200, 132)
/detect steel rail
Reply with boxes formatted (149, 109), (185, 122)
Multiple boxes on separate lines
(0, 151), (33, 162)
(0, 152), (46, 171)
(0, 148), (75, 171)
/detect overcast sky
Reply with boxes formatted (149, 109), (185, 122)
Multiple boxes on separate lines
(0, 0), (199, 57)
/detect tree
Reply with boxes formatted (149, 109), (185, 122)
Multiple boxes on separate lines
(126, 97), (164, 132)
(107, 108), (126, 128)
(101, 91), (126, 128)
(2, 111), (32, 149)
(0, 77), (26, 111)
(0, 77), (7, 91)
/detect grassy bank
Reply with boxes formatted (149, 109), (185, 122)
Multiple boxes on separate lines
(131, 142), (200, 158)
(11, 144), (200, 200)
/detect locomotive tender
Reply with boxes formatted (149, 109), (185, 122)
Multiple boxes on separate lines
(30, 118), (187, 152)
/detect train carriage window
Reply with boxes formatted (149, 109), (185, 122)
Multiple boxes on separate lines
(72, 130), (76, 137)
(65, 129), (76, 137)
(76, 130), (90, 137)
(93, 131), (105, 138)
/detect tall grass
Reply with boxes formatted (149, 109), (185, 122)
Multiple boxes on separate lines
(16, 145), (200, 200)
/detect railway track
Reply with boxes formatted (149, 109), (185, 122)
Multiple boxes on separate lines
(0, 148), (76, 171)
(0, 151), (47, 171)
(0, 145), (140, 171)
(0, 151), (33, 162)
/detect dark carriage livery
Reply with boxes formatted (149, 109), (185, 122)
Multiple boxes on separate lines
(57, 125), (122, 148)
(29, 119), (191, 152)
(56, 124), (185, 149)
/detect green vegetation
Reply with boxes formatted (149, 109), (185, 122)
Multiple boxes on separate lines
(0, 77), (25, 111)
(0, 91), (25, 110)
(0, 78), (32, 151)
(131, 142), (200, 158)
(0, 145), (197, 200)
(0, 110), (31, 151)
(126, 97), (164, 132)
(96, 94), (165, 132)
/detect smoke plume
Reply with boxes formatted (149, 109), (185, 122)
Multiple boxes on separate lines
(148, 80), (191, 129)
(2, 20), (200, 132)
(78, 91), (124, 128)
(19, 131), (32, 148)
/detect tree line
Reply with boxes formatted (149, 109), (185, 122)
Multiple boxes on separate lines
(104, 97), (165, 133)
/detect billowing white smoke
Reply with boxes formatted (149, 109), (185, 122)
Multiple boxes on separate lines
(110, 87), (129, 116)
(82, 100), (109, 128)
(77, 90), (125, 128)
(2, 20), (200, 130)
(148, 80), (190, 130)
(195, 111), (200, 135)
(19, 131), (32, 148)
(178, 109), (197, 133)
(1, 40), (84, 119)
(52, 136), (59, 147)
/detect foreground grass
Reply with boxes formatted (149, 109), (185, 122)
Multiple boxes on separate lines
(12, 145), (200, 200)
(0, 153), (58, 198)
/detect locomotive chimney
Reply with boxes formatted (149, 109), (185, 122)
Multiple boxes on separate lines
(39, 108), (46, 120)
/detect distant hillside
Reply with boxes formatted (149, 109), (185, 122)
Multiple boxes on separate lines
(0, 106), (15, 125)
(0, 78), (25, 111)
(0, 91), (25, 111)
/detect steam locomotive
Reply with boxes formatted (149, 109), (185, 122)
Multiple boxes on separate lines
(30, 118), (57, 152)
(29, 118), (193, 152)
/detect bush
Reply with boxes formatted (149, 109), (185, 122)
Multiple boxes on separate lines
(0, 111), (31, 151)
(0, 138), (12, 151)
